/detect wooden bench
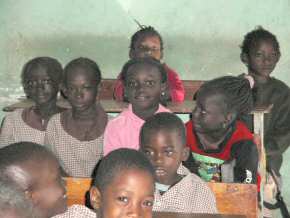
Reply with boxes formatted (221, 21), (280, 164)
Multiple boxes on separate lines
(64, 177), (257, 218)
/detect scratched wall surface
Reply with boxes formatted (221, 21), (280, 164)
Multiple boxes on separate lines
(0, 1), (289, 214)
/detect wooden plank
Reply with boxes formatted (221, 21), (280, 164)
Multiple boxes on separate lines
(153, 212), (245, 218)
(64, 177), (257, 218)
(207, 182), (257, 218)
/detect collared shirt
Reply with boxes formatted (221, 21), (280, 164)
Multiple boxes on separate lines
(153, 165), (218, 214)
(0, 108), (45, 147)
(104, 104), (171, 155)
(45, 113), (104, 177)
(52, 205), (96, 218)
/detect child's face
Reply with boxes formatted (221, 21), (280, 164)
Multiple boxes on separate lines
(24, 67), (59, 106)
(7, 158), (67, 218)
(93, 168), (154, 218)
(125, 64), (165, 114)
(131, 36), (162, 60)
(64, 68), (98, 112)
(192, 93), (231, 134)
(244, 39), (280, 79)
(141, 130), (188, 185)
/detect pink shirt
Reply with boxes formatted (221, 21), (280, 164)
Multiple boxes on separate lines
(113, 64), (185, 102)
(104, 104), (171, 155)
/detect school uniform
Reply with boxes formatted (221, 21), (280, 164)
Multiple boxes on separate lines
(52, 205), (96, 218)
(153, 165), (218, 214)
(185, 120), (258, 184)
(0, 108), (45, 147)
(45, 112), (103, 177)
(104, 104), (170, 155)
(113, 64), (185, 102)
(243, 77), (290, 175)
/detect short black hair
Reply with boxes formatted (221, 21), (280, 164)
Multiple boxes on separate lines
(120, 57), (167, 84)
(63, 57), (102, 86)
(0, 178), (36, 218)
(92, 148), (155, 192)
(0, 142), (57, 180)
(240, 26), (280, 56)
(197, 76), (253, 116)
(21, 57), (63, 86)
(140, 112), (186, 146)
(130, 26), (164, 51)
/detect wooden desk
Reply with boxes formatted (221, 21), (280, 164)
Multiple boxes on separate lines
(2, 98), (195, 114)
(153, 212), (245, 218)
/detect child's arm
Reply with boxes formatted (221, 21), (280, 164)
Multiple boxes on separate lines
(113, 73), (124, 101)
(0, 115), (15, 147)
(231, 140), (259, 184)
(164, 64), (185, 102)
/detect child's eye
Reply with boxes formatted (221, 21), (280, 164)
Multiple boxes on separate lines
(254, 52), (263, 58)
(144, 150), (154, 157)
(143, 200), (154, 207)
(144, 81), (156, 87)
(127, 81), (138, 88)
(165, 150), (174, 156)
(42, 79), (53, 84)
(117, 196), (129, 203)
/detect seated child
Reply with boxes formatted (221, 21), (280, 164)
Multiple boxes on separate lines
(0, 142), (67, 218)
(0, 178), (38, 218)
(114, 26), (185, 102)
(185, 76), (259, 184)
(45, 57), (108, 177)
(140, 112), (217, 213)
(0, 57), (64, 146)
(52, 148), (155, 218)
(104, 57), (171, 155)
(240, 27), (290, 178)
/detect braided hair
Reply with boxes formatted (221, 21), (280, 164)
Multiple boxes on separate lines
(120, 57), (167, 85)
(63, 57), (102, 87)
(21, 57), (63, 87)
(240, 26), (280, 56)
(130, 26), (164, 51)
(197, 76), (253, 116)
(92, 148), (155, 192)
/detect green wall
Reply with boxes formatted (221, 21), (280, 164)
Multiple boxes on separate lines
(0, 1), (289, 215)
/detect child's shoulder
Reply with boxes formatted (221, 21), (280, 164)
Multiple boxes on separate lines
(269, 77), (290, 91)
(52, 205), (95, 218)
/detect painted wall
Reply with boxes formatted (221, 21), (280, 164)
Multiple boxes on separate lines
(0, 0), (289, 214)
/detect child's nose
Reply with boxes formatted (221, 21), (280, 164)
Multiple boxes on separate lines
(127, 202), (142, 218)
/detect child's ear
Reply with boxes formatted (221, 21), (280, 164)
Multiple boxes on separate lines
(60, 84), (68, 98)
(129, 49), (135, 59)
(90, 187), (101, 210)
(225, 112), (236, 127)
(240, 53), (249, 65)
(181, 146), (190, 161)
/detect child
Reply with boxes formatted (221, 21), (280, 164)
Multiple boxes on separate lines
(114, 26), (185, 102)
(0, 178), (39, 218)
(240, 27), (290, 217)
(45, 57), (108, 177)
(104, 57), (171, 155)
(52, 148), (155, 218)
(0, 142), (67, 218)
(0, 57), (64, 146)
(185, 76), (259, 184)
(140, 112), (217, 213)
(240, 27), (290, 179)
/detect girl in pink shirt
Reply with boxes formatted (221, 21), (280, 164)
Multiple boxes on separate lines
(104, 57), (171, 155)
